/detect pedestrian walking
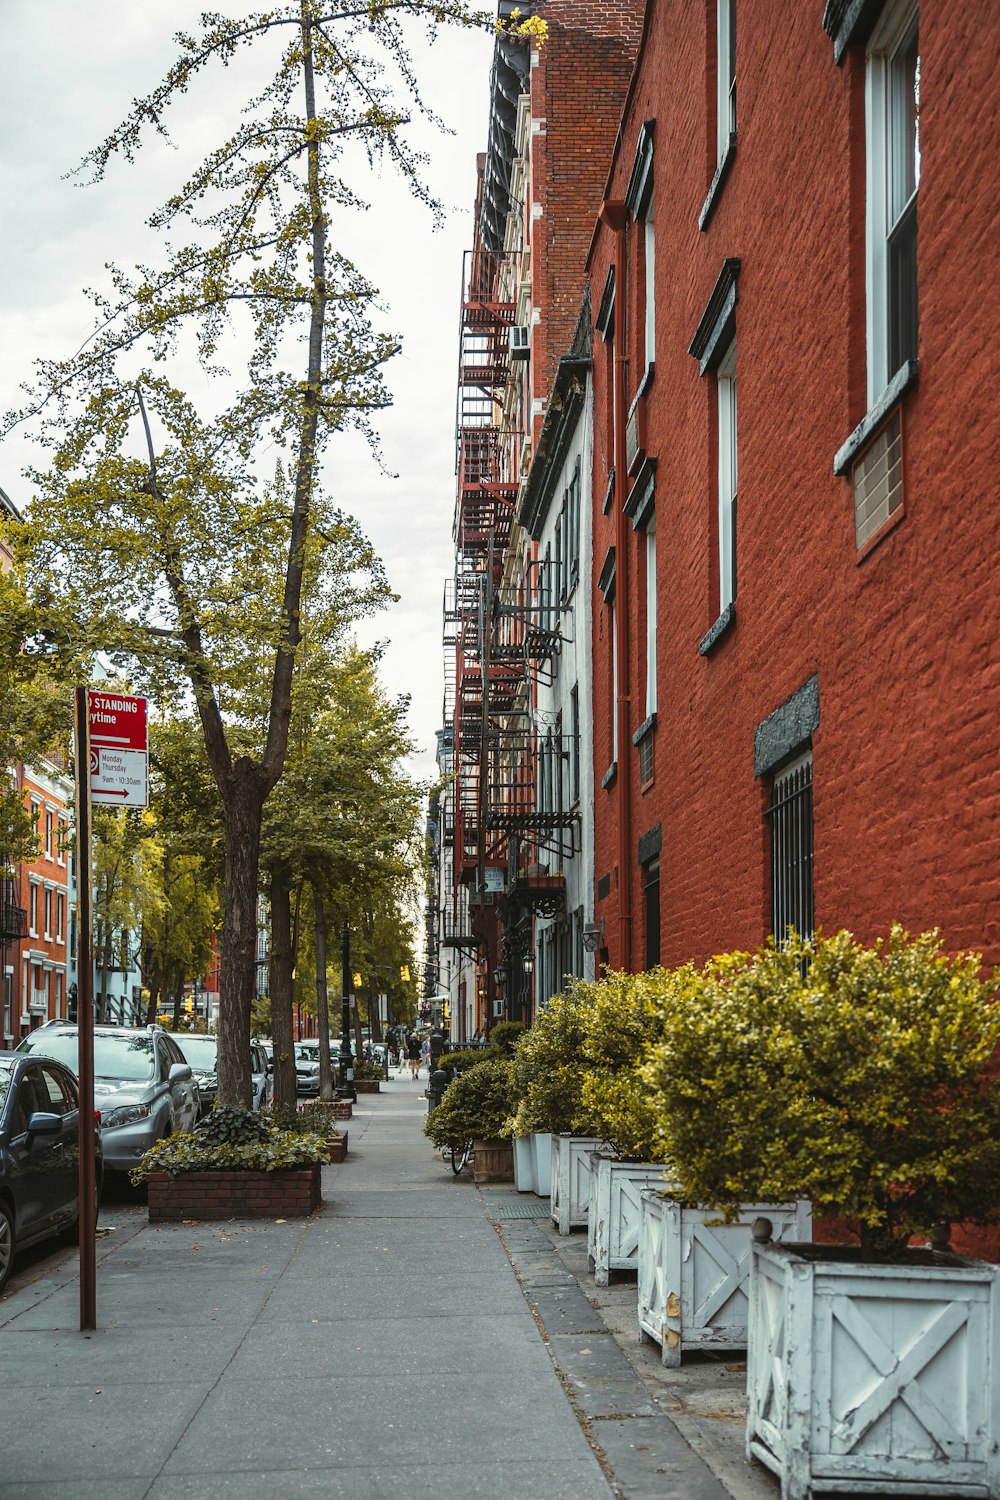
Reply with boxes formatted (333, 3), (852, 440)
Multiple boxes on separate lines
(406, 1031), (421, 1080)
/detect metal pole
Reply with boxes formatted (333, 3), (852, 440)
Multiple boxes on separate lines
(74, 686), (97, 1331)
(337, 920), (355, 1101)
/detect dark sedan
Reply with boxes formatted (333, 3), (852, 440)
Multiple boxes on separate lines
(0, 1052), (103, 1295)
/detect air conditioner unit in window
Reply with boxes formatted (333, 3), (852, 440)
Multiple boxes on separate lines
(493, 999), (505, 1018)
(509, 324), (530, 359)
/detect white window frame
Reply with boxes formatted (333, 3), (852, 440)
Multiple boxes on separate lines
(717, 0), (736, 163)
(611, 601), (619, 764)
(28, 880), (40, 937)
(643, 199), (656, 372)
(645, 516), (658, 717)
(717, 339), (738, 613)
(865, 0), (919, 408)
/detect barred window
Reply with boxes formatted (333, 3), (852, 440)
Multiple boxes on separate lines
(766, 753), (814, 942)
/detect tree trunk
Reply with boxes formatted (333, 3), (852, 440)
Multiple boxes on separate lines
(313, 886), (334, 1101)
(171, 963), (185, 1032)
(98, 929), (113, 1025)
(145, 956), (163, 1026)
(215, 761), (266, 1105)
(268, 862), (297, 1111)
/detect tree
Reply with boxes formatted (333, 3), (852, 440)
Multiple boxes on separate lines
(6, 2), (483, 1103)
(262, 643), (423, 1102)
(92, 809), (164, 1023)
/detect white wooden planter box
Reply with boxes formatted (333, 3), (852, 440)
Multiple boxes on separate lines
(747, 1237), (1000, 1500)
(513, 1136), (534, 1193)
(550, 1134), (608, 1235)
(586, 1155), (671, 1286)
(531, 1131), (552, 1199)
(637, 1191), (810, 1366)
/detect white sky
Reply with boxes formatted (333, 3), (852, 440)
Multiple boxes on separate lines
(0, 3), (495, 788)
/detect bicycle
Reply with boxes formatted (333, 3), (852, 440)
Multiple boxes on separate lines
(449, 1138), (474, 1175)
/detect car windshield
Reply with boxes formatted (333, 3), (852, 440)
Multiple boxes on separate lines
(295, 1044), (319, 1063)
(20, 1029), (156, 1082)
(176, 1036), (217, 1067)
(0, 1058), (13, 1112)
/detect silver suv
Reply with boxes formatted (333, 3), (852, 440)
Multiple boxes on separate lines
(17, 1024), (198, 1175)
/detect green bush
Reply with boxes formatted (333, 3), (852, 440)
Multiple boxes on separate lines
(132, 1127), (328, 1183)
(641, 926), (1000, 1258)
(489, 1020), (527, 1056)
(423, 1059), (514, 1150)
(266, 1103), (342, 1138)
(352, 1057), (384, 1081)
(576, 968), (676, 1159)
(195, 1105), (270, 1147)
(509, 983), (594, 1137)
(440, 1046), (499, 1075)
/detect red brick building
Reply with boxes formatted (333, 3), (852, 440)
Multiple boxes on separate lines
(588, 0), (1000, 975)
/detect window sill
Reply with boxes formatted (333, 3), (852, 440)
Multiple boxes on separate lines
(833, 359), (919, 476)
(632, 712), (657, 747)
(601, 762), (618, 790)
(602, 472), (615, 516)
(636, 362), (655, 401)
(699, 134), (737, 231)
(698, 602), (736, 657)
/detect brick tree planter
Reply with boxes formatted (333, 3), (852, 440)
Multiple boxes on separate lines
(302, 1098), (352, 1120)
(354, 1080), (380, 1094)
(472, 1139), (514, 1184)
(747, 1235), (1000, 1500)
(550, 1135), (609, 1235)
(637, 1192), (810, 1366)
(324, 1134), (348, 1163)
(146, 1165), (322, 1222)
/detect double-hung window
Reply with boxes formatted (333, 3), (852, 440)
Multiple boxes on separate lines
(766, 753), (814, 943)
(717, 340), (738, 614)
(866, 2), (920, 406)
(717, 0), (736, 164)
(645, 516), (658, 718)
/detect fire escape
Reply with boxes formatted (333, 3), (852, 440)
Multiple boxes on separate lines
(440, 248), (520, 1030)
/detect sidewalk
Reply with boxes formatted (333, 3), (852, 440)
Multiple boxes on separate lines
(0, 1072), (773, 1500)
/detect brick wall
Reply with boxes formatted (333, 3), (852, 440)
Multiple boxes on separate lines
(588, 0), (1000, 974)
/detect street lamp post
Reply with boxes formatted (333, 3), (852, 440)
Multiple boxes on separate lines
(337, 920), (356, 1101)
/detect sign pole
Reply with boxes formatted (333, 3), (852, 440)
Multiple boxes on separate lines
(74, 687), (97, 1331)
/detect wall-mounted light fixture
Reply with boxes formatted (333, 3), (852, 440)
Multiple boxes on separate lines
(582, 920), (602, 954)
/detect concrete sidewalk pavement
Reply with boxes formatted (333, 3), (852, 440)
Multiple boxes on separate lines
(0, 1071), (770, 1500)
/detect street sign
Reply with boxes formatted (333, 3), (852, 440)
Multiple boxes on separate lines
(87, 690), (148, 807)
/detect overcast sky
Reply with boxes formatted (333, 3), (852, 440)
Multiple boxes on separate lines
(0, 3), (495, 787)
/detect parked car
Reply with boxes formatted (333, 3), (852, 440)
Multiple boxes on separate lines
(168, 1034), (273, 1116)
(294, 1040), (321, 1097)
(0, 1051), (103, 1294)
(17, 1024), (198, 1177)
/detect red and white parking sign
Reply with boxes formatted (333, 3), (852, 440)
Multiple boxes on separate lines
(87, 690), (148, 807)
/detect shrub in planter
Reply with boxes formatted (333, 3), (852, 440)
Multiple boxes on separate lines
(576, 968), (677, 1160)
(641, 927), (1000, 1255)
(509, 983), (594, 1138)
(265, 1103), (343, 1141)
(423, 1059), (514, 1151)
(642, 927), (1000, 1500)
(132, 1124), (328, 1183)
(352, 1058), (384, 1082)
(440, 1046), (499, 1076)
(489, 1020), (527, 1056)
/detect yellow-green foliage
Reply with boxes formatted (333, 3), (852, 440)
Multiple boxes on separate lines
(509, 982), (594, 1137)
(642, 927), (1000, 1255)
(495, 8), (549, 46)
(577, 968), (681, 1160)
(131, 1127), (328, 1184)
(424, 1059), (514, 1149)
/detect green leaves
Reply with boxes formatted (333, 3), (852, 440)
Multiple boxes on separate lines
(641, 928), (1000, 1253)
(423, 1059), (514, 1149)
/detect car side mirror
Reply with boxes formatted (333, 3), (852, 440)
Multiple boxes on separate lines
(26, 1110), (63, 1141)
(169, 1062), (192, 1083)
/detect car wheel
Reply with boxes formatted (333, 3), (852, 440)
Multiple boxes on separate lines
(0, 1200), (15, 1295)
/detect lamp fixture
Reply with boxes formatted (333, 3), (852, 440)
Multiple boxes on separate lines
(582, 919), (602, 954)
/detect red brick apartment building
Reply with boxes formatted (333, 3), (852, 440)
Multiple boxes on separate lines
(587, 0), (1000, 977)
(1, 487), (74, 1045)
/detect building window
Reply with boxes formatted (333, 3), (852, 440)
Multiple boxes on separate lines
(643, 198), (656, 373)
(645, 515), (658, 718)
(56, 892), (65, 945)
(610, 601), (619, 764)
(717, 0), (736, 162)
(866, 2), (919, 407)
(570, 684), (580, 804)
(717, 339), (738, 612)
(56, 815), (67, 865)
(566, 458), (581, 589)
(28, 881), (39, 937)
(44, 888), (53, 940)
(644, 857), (661, 970)
(44, 810), (54, 860)
(766, 753), (814, 943)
